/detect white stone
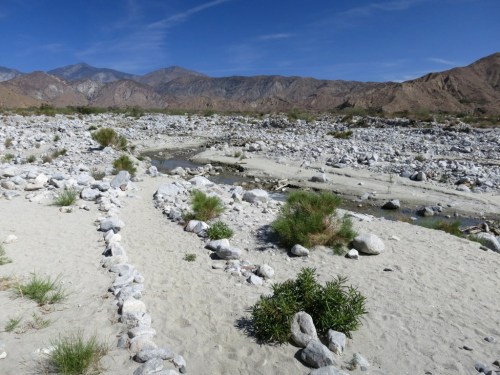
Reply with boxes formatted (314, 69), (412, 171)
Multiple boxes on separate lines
(291, 244), (310, 256)
(352, 233), (385, 255)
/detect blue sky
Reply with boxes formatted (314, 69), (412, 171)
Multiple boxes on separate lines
(0, 0), (498, 82)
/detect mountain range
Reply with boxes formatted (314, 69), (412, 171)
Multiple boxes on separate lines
(0, 53), (499, 114)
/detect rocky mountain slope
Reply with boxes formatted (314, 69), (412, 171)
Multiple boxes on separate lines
(0, 53), (498, 113)
(0, 67), (23, 82)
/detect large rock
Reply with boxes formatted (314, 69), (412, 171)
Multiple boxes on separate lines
(206, 239), (230, 251)
(135, 348), (174, 363)
(327, 330), (346, 355)
(189, 175), (213, 187)
(382, 199), (400, 209)
(257, 264), (274, 279)
(80, 188), (101, 201)
(291, 244), (310, 256)
(216, 246), (241, 260)
(474, 233), (500, 252)
(154, 183), (183, 198)
(352, 234), (385, 255)
(290, 312), (318, 348)
(110, 171), (130, 189)
(242, 189), (269, 204)
(122, 298), (147, 316)
(100, 217), (125, 232)
(133, 358), (163, 375)
(310, 174), (328, 183)
(300, 340), (336, 368)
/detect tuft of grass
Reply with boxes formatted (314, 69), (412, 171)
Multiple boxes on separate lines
(5, 316), (22, 332)
(2, 153), (15, 162)
(183, 253), (197, 262)
(90, 167), (105, 181)
(26, 154), (37, 163)
(53, 134), (61, 142)
(0, 276), (14, 291)
(46, 333), (109, 375)
(92, 128), (128, 150)
(31, 312), (51, 330)
(327, 130), (353, 139)
(190, 190), (224, 222)
(42, 154), (53, 164)
(421, 219), (463, 237)
(414, 154), (426, 162)
(87, 125), (98, 131)
(16, 274), (66, 306)
(112, 155), (136, 176)
(4, 137), (13, 148)
(51, 148), (67, 158)
(250, 267), (367, 344)
(0, 244), (13, 265)
(207, 221), (234, 240)
(54, 188), (78, 207)
(272, 191), (356, 252)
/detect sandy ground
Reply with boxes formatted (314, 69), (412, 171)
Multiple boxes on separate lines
(1, 169), (499, 374)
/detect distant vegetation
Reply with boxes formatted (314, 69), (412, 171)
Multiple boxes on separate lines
(112, 155), (136, 176)
(91, 128), (128, 150)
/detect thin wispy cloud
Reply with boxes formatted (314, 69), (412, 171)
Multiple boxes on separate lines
(340, 0), (427, 17)
(427, 57), (458, 66)
(257, 33), (294, 41)
(149, 0), (232, 29)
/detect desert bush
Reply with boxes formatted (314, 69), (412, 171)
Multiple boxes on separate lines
(113, 155), (136, 176)
(183, 253), (197, 262)
(4, 137), (13, 148)
(2, 153), (15, 162)
(54, 188), (78, 207)
(16, 274), (66, 305)
(53, 134), (60, 142)
(251, 267), (367, 344)
(46, 333), (108, 375)
(91, 128), (128, 150)
(207, 221), (234, 240)
(0, 244), (12, 265)
(52, 148), (67, 158)
(26, 155), (37, 163)
(190, 190), (224, 221)
(327, 130), (353, 139)
(414, 154), (426, 162)
(42, 154), (53, 164)
(272, 191), (356, 252)
(90, 167), (105, 181)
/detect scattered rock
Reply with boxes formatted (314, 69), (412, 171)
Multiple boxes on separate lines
(327, 330), (346, 355)
(300, 340), (336, 368)
(291, 244), (310, 256)
(133, 358), (164, 375)
(352, 234), (385, 255)
(257, 264), (274, 279)
(382, 199), (400, 209)
(100, 217), (125, 232)
(242, 189), (269, 203)
(290, 312), (318, 348)
(346, 249), (359, 260)
(309, 366), (349, 375)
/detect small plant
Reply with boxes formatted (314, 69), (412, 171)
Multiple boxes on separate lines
(5, 316), (22, 332)
(327, 130), (353, 139)
(272, 191), (356, 252)
(233, 151), (242, 158)
(183, 253), (197, 262)
(16, 273), (66, 305)
(2, 153), (15, 162)
(113, 155), (136, 176)
(51, 148), (67, 158)
(91, 128), (128, 150)
(26, 155), (37, 163)
(0, 276), (14, 291)
(46, 333), (108, 375)
(0, 244), (12, 265)
(4, 137), (13, 148)
(90, 167), (105, 181)
(250, 267), (367, 344)
(415, 154), (426, 162)
(31, 312), (51, 330)
(42, 154), (53, 164)
(207, 221), (234, 240)
(421, 219), (463, 237)
(53, 134), (61, 142)
(190, 190), (224, 221)
(54, 188), (78, 207)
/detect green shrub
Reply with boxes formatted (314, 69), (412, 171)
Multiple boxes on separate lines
(2, 153), (15, 162)
(327, 130), (353, 139)
(207, 221), (234, 240)
(47, 333), (108, 375)
(90, 167), (105, 181)
(54, 188), (78, 207)
(51, 148), (67, 158)
(26, 155), (37, 163)
(251, 267), (367, 344)
(53, 134), (61, 142)
(5, 316), (22, 332)
(190, 190), (224, 221)
(16, 274), (66, 305)
(421, 219), (462, 237)
(0, 244), (12, 265)
(272, 191), (356, 252)
(91, 128), (128, 150)
(183, 253), (197, 262)
(113, 155), (136, 176)
(414, 154), (426, 162)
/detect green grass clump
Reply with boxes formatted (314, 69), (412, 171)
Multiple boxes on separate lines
(207, 221), (234, 240)
(5, 316), (22, 332)
(90, 167), (105, 181)
(47, 333), (108, 375)
(53, 134), (61, 142)
(183, 253), (197, 262)
(4, 137), (13, 148)
(16, 274), (66, 306)
(26, 154), (37, 163)
(421, 219), (463, 237)
(0, 244), (12, 265)
(414, 154), (426, 162)
(272, 191), (356, 252)
(2, 153), (15, 162)
(251, 267), (367, 344)
(54, 188), (78, 207)
(190, 190), (224, 221)
(51, 148), (67, 158)
(91, 128), (127, 150)
(327, 130), (353, 139)
(112, 155), (136, 176)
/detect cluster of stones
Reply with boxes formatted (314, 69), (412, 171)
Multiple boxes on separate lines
(97, 177), (186, 375)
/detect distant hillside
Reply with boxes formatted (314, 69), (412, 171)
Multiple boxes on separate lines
(0, 67), (23, 82)
(0, 53), (499, 113)
(48, 63), (135, 83)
